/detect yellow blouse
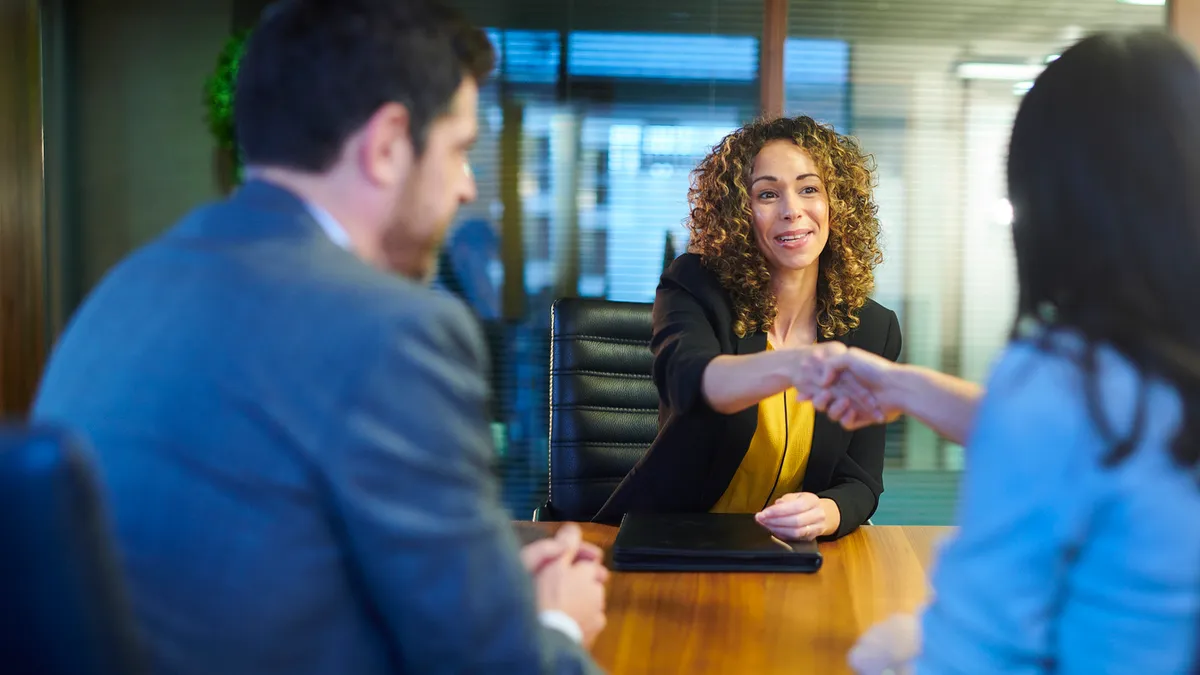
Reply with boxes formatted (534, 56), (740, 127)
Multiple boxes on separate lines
(710, 342), (815, 513)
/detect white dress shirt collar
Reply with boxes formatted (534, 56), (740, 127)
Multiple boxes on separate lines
(303, 201), (352, 251)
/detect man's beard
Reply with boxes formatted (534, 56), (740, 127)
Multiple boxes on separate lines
(380, 217), (449, 283)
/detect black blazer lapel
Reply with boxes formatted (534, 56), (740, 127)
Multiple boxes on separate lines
(735, 330), (767, 355)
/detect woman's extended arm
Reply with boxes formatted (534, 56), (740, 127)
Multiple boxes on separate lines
(701, 348), (824, 415)
(818, 348), (984, 445)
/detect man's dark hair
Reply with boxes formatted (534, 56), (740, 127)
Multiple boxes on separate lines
(235, 0), (494, 172)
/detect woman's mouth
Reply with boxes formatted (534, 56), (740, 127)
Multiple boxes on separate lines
(774, 230), (814, 248)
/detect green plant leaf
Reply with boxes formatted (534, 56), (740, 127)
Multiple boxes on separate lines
(203, 29), (251, 181)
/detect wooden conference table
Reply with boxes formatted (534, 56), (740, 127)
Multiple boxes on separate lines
(518, 521), (953, 675)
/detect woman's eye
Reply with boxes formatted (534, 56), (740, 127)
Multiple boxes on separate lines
(757, 190), (777, 199)
(801, 186), (819, 195)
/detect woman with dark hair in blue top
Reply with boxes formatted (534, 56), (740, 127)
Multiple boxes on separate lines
(829, 30), (1200, 674)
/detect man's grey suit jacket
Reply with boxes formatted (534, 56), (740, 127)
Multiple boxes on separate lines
(33, 180), (602, 675)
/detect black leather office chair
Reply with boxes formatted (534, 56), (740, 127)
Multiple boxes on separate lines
(0, 425), (148, 675)
(540, 298), (660, 521)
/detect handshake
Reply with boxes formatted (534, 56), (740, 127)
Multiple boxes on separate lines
(789, 343), (905, 430)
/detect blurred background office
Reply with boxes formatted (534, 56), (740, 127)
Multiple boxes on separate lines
(1, 0), (1191, 524)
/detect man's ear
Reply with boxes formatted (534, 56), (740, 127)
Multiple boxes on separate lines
(356, 102), (414, 187)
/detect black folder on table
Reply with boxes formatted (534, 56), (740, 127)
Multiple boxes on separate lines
(610, 512), (823, 573)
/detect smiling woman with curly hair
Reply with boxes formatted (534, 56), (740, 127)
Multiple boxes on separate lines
(594, 116), (902, 541)
(690, 116), (882, 339)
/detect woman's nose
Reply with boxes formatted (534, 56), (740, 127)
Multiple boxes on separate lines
(780, 193), (798, 220)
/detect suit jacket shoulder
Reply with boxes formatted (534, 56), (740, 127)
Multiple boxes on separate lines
(847, 297), (900, 358)
(661, 252), (730, 306)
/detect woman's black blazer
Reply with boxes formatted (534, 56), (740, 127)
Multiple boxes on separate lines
(593, 253), (902, 538)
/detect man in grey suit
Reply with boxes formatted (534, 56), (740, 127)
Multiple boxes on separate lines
(31, 1), (607, 673)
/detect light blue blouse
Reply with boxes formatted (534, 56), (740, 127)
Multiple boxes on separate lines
(916, 334), (1200, 674)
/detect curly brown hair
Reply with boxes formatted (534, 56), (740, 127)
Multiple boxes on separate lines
(686, 116), (882, 339)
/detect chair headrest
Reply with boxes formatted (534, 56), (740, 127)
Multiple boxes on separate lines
(551, 298), (653, 344)
(0, 425), (147, 675)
